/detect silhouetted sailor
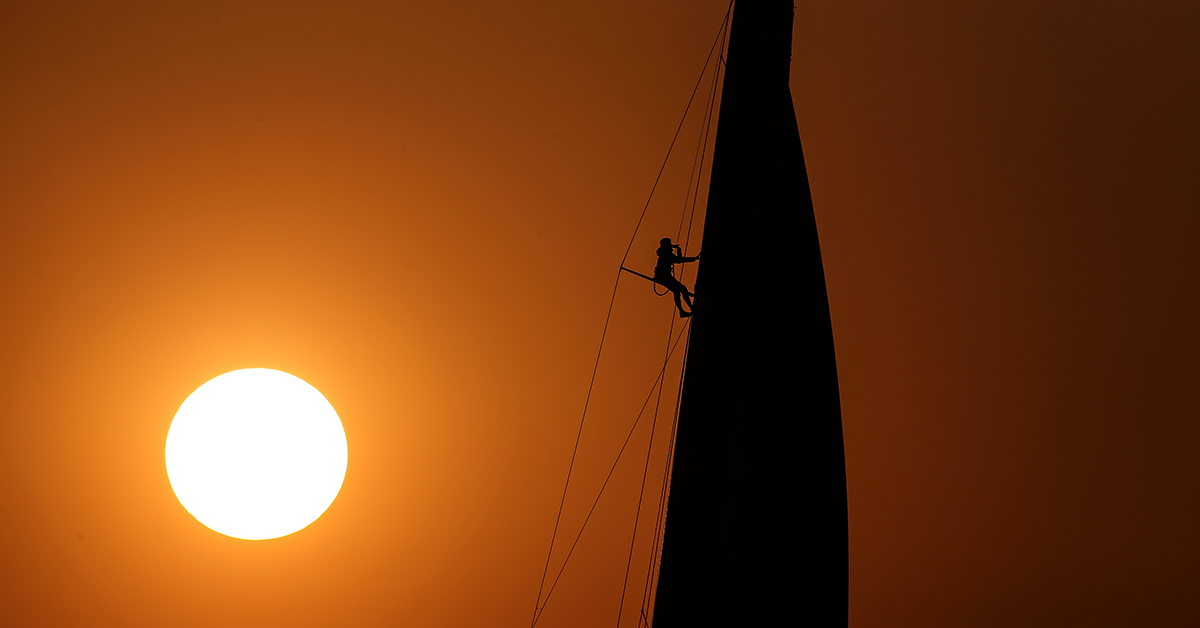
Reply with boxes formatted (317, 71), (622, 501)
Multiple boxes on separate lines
(654, 237), (699, 318)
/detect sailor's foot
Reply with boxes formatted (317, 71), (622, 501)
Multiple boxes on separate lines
(679, 310), (692, 318)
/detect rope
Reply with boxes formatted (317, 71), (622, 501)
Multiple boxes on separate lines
(530, 3), (733, 625)
(532, 322), (692, 627)
(636, 330), (692, 627)
(614, 311), (678, 627)
(618, 2), (732, 267)
(528, 7), (732, 626)
(679, 22), (724, 269)
(626, 13), (728, 627)
(619, 13), (729, 625)
(676, 33), (722, 249)
(631, 44), (722, 625)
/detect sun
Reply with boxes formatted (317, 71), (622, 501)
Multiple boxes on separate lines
(165, 368), (348, 540)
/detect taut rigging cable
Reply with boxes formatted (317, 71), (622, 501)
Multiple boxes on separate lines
(618, 14), (729, 628)
(531, 321), (692, 627)
(528, 4), (732, 627)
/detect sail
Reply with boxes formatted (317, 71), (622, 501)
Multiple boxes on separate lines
(651, 1), (848, 626)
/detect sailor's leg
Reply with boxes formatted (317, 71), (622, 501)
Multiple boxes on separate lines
(656, 276), (692, 316)
(675, 291), (692, 317)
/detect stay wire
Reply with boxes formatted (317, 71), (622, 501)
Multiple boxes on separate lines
(618, 1), (732, 267)
(532, 321), (692, 628)
(620, 15), (729, 626)
(679, 8), (728, 277)
(635, 37), (722, 622)
(633, 67), (720, 627)
(652, 54), (718, 300)
(637, 22), (725, 615)
(676, 32), (722, 247)
(529, 7), (732, 626)
(638, 331), (692, 627)
(614, 311), (678, 628)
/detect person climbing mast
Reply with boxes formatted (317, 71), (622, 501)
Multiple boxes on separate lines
(654, 237), (700, 318)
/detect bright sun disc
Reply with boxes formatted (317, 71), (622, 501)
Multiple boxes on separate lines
(165, 368), (348, 540)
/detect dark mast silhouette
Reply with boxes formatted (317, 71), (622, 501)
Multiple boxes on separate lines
(651, 1), (848, 626)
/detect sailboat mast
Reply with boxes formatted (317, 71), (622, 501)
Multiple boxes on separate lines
(651, 1), (848, 625)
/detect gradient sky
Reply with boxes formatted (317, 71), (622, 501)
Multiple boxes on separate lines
(2, 1), (1198, 627)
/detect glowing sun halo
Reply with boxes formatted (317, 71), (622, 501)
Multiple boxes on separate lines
(165, 368), (348, 540)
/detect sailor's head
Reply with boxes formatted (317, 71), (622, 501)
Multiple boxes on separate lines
(660, 237), (672, 247)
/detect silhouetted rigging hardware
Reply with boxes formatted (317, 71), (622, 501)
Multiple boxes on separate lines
(618, 266), (655, 283)
(525, 6), (729, 628)
(541, 0), (849, 622)
(528, 5), (731, 628)
(527, 0), (852, 625)
(619, 265), (699, 302)
(530, 322), (691, 628)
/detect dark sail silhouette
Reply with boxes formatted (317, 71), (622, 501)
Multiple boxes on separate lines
(651, 1), (848, 626)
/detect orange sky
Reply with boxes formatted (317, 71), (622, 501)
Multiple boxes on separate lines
(2, 1), (1198, 626)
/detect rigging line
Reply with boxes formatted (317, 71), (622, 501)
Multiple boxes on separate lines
(631, 15), (727, 624)
(618, 0), (732, 267)
(529, 270), (618, 627)
(676, 27), (724, 246)
(531, 321), (688, 627)
(532, 320), (691, 628)
(637, 328), (693, 628)
(680, 8), (728, 271)
(615, 310), (679, 628)
(673, 60), (719, 288)
(531, 7), (732, 625)
(634, 15), (728, 625)
(674, 53), (718, 244)
(531, 264), (631, 628)
(656, 13), (723, 300)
